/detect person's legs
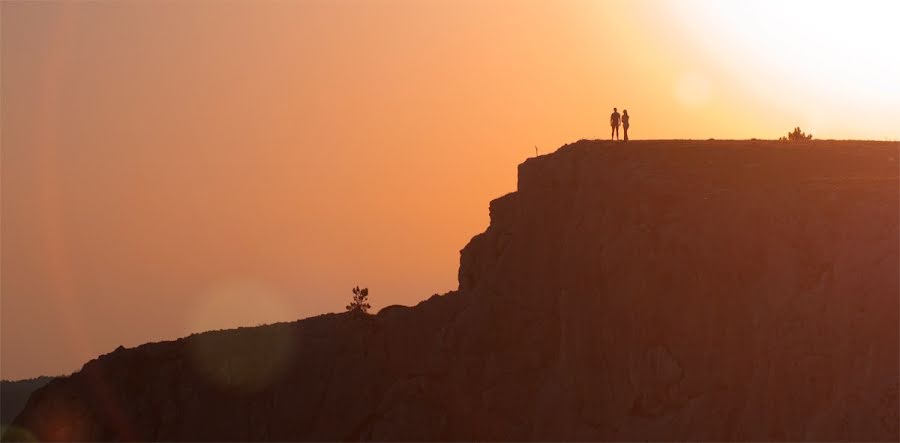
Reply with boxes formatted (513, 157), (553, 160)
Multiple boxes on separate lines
(624, 125), (628, 141)
(615, 125), (619, 140)
(611, 126), (615, 140)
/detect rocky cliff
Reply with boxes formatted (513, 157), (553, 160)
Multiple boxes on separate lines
(7, 140), (899, 441)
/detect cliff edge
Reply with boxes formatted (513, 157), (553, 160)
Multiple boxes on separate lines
(7, 140), (899, 441)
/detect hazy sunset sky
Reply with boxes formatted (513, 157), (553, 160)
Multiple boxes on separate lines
(2, 0), (899, 379)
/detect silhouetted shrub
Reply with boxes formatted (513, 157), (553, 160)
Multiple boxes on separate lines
(780, 127), (813, 142)
(346, 286), (371, 314)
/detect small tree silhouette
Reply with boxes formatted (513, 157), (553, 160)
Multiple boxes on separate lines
(346, 286), (371, 314)
(780, 127), (813, 142)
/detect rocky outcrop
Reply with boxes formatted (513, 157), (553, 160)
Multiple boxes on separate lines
(1, 377), (55, 427)
(7, 140), (899, 441)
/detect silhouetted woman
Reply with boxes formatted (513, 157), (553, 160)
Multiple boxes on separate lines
(622, 110), (630, 141)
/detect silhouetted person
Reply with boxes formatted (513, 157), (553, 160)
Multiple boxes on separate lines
(622, 109), (630, 141)
(610, 108), (620, 140)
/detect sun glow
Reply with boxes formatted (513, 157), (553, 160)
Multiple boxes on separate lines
(668, 0), (900, 138)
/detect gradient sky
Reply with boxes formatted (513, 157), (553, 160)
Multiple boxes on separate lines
(2, 0), (899, 380)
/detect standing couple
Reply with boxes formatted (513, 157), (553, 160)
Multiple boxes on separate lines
(609, 108), (630, 141)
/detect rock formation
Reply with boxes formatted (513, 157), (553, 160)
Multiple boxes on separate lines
(7, 140), (899, 441)
(1, 377), (54, 428)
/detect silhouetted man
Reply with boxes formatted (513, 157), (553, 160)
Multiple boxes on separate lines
(622, 109), (630, 141)
(610, 108), (620, 140)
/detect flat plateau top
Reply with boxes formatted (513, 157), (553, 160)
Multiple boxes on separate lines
(529, 139), (899, 179)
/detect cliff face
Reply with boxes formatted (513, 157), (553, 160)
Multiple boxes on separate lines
(8, 140), (899, 441)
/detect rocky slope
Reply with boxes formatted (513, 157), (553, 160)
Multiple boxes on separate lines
(1, 377), (55, 427)
(7, 140), (899, 441)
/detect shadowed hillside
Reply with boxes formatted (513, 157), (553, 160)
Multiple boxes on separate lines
(1, 377), (54, 428)
(6, 140), (899, 441)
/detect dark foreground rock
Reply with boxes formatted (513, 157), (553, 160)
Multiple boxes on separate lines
(7, 140), (899, 441)
(1, 377), (55, 427)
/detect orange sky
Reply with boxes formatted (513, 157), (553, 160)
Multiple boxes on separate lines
(2, 1), (898, 379)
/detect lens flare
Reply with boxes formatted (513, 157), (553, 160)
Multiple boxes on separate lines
(184, 281), (296, 392)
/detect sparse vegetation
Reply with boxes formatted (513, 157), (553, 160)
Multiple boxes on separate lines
(780, 127), (813, 142)
(346, 286), (371, 314)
